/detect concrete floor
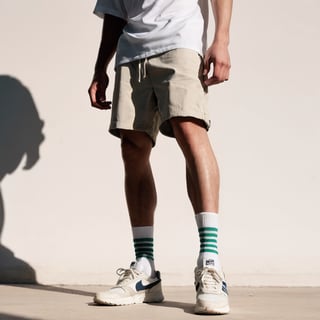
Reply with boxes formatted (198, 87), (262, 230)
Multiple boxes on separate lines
(0, 285), (319, 320)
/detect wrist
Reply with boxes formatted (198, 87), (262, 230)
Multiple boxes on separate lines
(212, 32), (230, 46)
(94, 67), (107, 77)
(94, 59), (109, 75)
(92, 70), (108, 84)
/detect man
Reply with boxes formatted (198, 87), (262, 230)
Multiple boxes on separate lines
(88, 0), (232, 315)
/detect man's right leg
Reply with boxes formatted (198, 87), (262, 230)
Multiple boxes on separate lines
(94, 130), (164, 306)
(121, 130), (157, 277)
(120, 130), (156, 228)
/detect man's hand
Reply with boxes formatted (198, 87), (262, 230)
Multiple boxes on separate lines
(203, 41), (231, 86)
(88, 72), (112, 110)
(88, 14), (127, 110)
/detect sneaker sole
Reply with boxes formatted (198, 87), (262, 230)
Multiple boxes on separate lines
(94, 292), (164, 306)
(194, 303), (230, 315)
(94, 293), (143, 306)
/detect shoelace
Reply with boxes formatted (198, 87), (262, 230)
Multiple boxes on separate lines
(116, 268), (139, 286)
(197, 268), (222, 293)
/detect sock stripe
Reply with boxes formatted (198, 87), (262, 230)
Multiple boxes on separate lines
(200, 239), (217, 243)
(134, 243), (153, 247)
(134, 238), (153, 243)
(198, 227), (218, 232)
(135, 247), (153, 253)
(200, 244), (218, 248)
(199, 232), (217, 237)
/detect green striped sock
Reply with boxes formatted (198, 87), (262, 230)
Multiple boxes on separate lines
(134, 237), (154, 261)
(132, 226), (155, 277)
(196, 212), (221, 270)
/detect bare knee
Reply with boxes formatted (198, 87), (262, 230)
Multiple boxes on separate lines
(120, 130), (153, 168)
(170, 117), (208, 148)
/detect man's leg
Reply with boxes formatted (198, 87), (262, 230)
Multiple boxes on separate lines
(171, 117), (222, 266)
(94, 130), (164, 306)
(120, 130), (157, 277)
(170, 117), (222, 266)
(170, 117), (219, 214)
(170, 117), (229, 314)
(120, 130), (156, 227)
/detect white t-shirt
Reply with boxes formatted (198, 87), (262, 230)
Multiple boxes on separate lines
(94, 0), (209, 66)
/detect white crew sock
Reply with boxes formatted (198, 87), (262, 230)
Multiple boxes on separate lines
(132, 226), (155, 278)
(195, 212), (222, 270)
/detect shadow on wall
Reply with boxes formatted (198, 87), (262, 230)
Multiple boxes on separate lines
(0, 75), (44, 283)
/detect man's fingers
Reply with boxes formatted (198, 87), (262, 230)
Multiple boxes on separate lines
(95, 91), (111, 109)
(90, 94), (112, 110)
(214, 62), (226, 79)
(204, 77), (224, 86)
(94, 100), (112, 110)
(204, 60), (230, 86)
(203, 54), (212, 76)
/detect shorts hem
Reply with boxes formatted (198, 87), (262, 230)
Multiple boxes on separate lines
(160, 115), (211, 138)
(109, 126), (157, 147)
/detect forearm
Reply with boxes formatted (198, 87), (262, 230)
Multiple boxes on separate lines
(94, 14), (127, 74)
(211, 0), (233, 44)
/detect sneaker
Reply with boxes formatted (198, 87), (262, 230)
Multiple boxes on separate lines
(94, 262), (164, 306)
(194, 266), (230, 314)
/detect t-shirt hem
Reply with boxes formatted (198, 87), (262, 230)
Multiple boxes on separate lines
(94, 6), (126, 20)
(115, 45), (203, 67)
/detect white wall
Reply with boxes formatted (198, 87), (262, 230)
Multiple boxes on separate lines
(0, 0), (319, 286)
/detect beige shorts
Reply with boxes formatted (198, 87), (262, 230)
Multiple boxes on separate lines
(110, 48), (210, 145)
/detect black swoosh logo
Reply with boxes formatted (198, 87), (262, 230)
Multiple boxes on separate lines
(135, 279), (161, 291)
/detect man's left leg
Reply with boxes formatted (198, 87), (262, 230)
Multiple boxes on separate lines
(171, 117), (230, 315)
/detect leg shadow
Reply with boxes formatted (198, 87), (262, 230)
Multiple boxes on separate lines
(148, 300), (195, 315)
(0, 314), (42, 320)
(0, 244), (37, 284)
(0, 75), (44, 283)
(8, 284), (95, 297)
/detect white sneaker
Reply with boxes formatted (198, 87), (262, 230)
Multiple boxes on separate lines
(194, 266), (230, 314)
(94, 263), (164, 306)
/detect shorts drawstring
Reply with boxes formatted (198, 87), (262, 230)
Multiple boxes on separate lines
(138, 58), (147, 83)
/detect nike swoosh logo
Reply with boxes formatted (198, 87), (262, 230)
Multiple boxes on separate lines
(135, 279), (161, 291)
(222, 281), (228, 295)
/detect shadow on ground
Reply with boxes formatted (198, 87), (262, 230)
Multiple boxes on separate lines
(10, 284), (95, 297)
(0, 313), (43, 320)
(148, 300), (195, 314)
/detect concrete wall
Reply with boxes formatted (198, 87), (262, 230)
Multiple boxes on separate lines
(0, 0), (319, 286)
